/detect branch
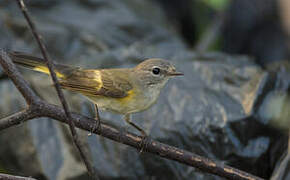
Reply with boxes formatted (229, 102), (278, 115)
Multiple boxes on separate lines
(0, 173), (37, 180)
(43, 103), (265, 180)
(0, 101), (265, 180)
(15, 1), (98, 179)
(0, 108), (38, 130)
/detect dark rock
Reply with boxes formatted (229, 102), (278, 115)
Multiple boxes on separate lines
(271, 151), (290, 180)
(222, 0), (289, 67)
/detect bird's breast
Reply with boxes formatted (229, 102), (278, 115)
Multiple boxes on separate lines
(87, 86), (160, 114)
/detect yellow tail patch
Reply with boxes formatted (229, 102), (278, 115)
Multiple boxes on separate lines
(33, 66), (64, 78)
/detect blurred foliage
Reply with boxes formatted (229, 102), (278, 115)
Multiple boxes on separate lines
(209, 36), (223, 51)
(193, 0), (230, 50)
(202, 0), (229, 11)
(0, 165), (7, 173)
(192, 1), (213, 36)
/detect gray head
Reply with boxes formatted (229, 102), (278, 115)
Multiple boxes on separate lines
(133, 58), (183, 88)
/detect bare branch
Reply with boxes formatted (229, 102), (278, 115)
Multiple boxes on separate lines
(16, 1), (98, 179)
(0, 173), (37, 180)
(0, 108), (38, 130)
(43, 103), (265, 180)
(0, 101), (265, 180)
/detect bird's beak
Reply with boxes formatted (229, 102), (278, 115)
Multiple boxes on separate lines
(167, 71), (184, 76)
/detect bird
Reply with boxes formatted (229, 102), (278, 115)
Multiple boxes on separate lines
(9, 51), (183, 137)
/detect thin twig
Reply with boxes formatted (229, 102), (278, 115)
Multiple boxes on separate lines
(0, 51), (265, 180)
(0, 173), (37, 180)
(15, 1), (98, 179)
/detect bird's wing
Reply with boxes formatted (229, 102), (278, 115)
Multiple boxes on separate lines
(9, 51), (133, 98)
(59, 69), (133, 98)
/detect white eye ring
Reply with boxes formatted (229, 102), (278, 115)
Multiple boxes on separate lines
(152, 66), (161, 75)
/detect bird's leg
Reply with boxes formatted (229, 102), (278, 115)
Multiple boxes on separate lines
(124, 114), (147, 137)
(94, 104), (101, 130)
(88, 104), (101, 136)
(123, 114), (149, 152)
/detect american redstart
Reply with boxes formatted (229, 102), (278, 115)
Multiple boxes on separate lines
(9, 51), (183, 136)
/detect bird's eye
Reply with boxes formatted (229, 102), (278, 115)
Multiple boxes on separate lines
(152, 67), (160, 75)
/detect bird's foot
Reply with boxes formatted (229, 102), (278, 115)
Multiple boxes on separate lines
(138, 132), (150, 153)
(88, 117), (101, 136)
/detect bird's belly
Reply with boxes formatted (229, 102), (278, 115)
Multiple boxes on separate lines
(86, 93), (157, 115)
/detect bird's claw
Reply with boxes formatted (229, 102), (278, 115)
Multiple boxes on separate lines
(88, 118), (101, 136)
(139, 134), (150, 153)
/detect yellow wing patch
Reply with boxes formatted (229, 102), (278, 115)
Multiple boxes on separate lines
(33, 66), (64, 78)
(93, 70), (103, 91)
(117, 89), (135, 104)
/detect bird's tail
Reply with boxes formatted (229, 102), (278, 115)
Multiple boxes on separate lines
(9, 51), (76, 79)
